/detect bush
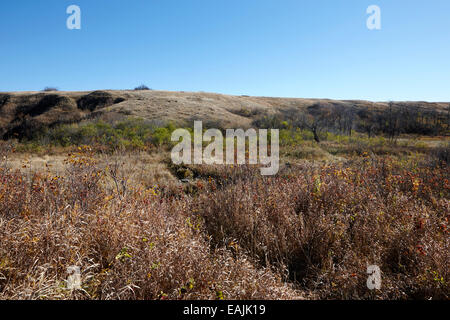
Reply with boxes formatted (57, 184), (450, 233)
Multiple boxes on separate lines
(42, 87), (59, 92)
(30, 119), (179, 151)
(134, 85), (151, 91)
(432, 143), (450, 166)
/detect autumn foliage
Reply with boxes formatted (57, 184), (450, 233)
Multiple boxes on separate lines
(0, 144), (448, 300)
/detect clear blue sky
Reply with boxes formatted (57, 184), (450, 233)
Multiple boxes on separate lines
(1, 0), (449, 101)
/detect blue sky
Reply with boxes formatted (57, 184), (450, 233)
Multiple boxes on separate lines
(1, 0), (449, 101)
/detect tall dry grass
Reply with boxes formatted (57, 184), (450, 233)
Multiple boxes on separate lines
(0, 142), (448, 300)
(0, 147), (301, 300)
(195, 158), (449, 299)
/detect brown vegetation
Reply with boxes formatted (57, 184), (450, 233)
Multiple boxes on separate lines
(0, 138), (448, 300)
(0, 90), (448, 300)
(0, 146), (302, 300)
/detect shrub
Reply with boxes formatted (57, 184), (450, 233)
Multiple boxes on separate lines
(195, 159), (449, 299)
(0, 149), (302, 300)
(151, 127), (171, 147)
(134, 85), (151, 91)
(432, 143), (450, 166)
(42, 87), (59, 92)
(29, 119), (180, 151)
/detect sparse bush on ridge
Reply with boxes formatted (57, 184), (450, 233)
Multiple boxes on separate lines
(42, 87), (59, 92)
(134, 85), (151, 91)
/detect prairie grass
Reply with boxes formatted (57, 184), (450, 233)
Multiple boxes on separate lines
(0, 138), (448, 300)
(194, 157), (448, 299)
(0, 147), (301, 300)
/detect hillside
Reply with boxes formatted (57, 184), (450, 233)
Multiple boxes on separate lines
(0, 90), (449, 301)
(1, 90), (449, 140)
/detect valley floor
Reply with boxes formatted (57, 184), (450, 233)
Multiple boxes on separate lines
(0, 135), (448, 300)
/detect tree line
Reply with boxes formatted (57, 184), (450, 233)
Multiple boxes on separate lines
(254, 102), (450, 142)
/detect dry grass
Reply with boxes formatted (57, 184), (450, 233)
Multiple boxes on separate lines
(0, 147), (302, 300)
(5, 149), (176, 190)
(193, 158), (449, 299)
(0, 140), (448, 300)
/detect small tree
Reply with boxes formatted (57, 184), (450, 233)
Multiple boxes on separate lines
(42, 87), (59, 92)
(293, 104), (333, 143)
(134, 84), (151, 91)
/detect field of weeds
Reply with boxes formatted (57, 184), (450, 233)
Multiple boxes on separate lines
(0, 136), (448, 300)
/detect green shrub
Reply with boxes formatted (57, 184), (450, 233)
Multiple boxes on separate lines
(27, 118), (180, 151)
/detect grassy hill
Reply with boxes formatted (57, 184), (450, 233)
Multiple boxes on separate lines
(1, 90), (449, 141)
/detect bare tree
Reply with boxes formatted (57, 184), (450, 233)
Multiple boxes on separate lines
(446, 104), (450, 132)
(294, 104), (333, 143)
(385, 101), (400, 141)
